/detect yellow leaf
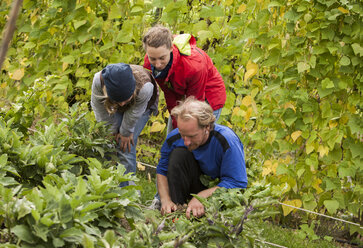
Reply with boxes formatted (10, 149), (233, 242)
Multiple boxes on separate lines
(63, 62), (69, 72)
(306, 142), (315, 154)
(224, 0), (233, 6)
(11, 68), (24, 80)
(282, 199), (302, 216)
(312, 178), (323, 194)
(266, 131), (277, 144)
(241, 95), (252, 107)
(339, 115), (349, 125)
(232, 107), (244, 117)
(226, 121), (233, 129)
(20, 58), (28, 66)
(1, 82), (7, 89)
(291, 131), (302, 142)
(252, 78), (263, 89)
(147, 172), (151, 182)
(244, 61), (258, 82)
(318, 145), (329, 158)
(262, 160), (272, 176)
(137, 162), (145, 171)
(251, 87), (259, 98)
(46, 91), (52, 102)
(49, 27), (57, 35)
(262, 160), (278, 176)
(329, 120), (338, 129)
(338, 7), (349, 14)
(237, 4), (247, 13)
(150, 122), (165, 133)
(262, 167), (271, 177)
(284, 102), (296, 112)
(245, 107), (252, 122)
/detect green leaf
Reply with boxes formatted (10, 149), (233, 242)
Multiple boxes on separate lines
(151, 0), (171, 8)
(317, 86), (334, 98)
(17, 198), (34, 219)
(0, 154), (8, 167)
(347, 116), (361, 134)
(282, 109), (297, 127)
(350, 142), (363, 158)
(0, 176), (18, 186)
(53, 237), (65, 247)
(324, 178), (340, 191)
(297, 62), (310, 73)
(74, 20), (87, 30)
(115, 20), (133, 43)
(340, 56), (350, 66)
(130, 5), (143, 14)
(108, 4), (123, 19)
(351, 43), (363, 56)
(12, 225), (36, 244)
(80, 202), (106, 213)
(324, 199), (339, 214)
(276, 164), (289, 175)
(197, 30), (213, 43)
(24, 42), (36, 49)
(60, 196), (73, 223)
(60, 227), (84, 243)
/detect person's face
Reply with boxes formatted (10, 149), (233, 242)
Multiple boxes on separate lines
(145, 45), (172, 71)
(177, 117), (210, 151)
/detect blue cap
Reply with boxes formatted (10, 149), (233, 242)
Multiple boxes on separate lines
(102, 63), (136, 102)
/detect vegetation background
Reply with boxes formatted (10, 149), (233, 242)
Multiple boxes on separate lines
(0, 0), (361, 247)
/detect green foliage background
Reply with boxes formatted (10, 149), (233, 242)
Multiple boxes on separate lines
(0, 0), (362, 245)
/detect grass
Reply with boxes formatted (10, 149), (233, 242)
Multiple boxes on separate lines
(136, 172), (347, 248)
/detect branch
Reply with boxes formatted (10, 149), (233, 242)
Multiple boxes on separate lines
(0, 0), (23, 70)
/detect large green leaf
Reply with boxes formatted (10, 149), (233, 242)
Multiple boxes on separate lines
(324, 199), (339, 214)
(12, 225), (36, 244)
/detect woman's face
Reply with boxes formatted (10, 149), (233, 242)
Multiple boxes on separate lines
(146, 45), (172, 71)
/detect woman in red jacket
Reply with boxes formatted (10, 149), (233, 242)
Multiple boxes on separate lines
(143, 25), (226, 132)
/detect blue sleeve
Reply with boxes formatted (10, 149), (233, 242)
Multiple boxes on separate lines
(156, 140), (171, 176)
(217, 137), (247, 189)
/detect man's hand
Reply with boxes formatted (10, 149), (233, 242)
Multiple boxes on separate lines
(116, 133), (134, 152)
(161, 199), (177, 215)
(186, 197), (205, 219)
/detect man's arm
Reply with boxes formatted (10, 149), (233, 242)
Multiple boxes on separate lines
(157, 174), (177, 215)
(186, 186), (220, 219)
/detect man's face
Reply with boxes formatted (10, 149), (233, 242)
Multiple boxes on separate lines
(145, 45), (172, 71)
(177, 117), (210, 151)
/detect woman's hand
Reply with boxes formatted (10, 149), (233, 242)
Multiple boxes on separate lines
(115, 133), (134, 152)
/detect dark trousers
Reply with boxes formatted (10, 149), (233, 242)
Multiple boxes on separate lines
(167, 147), (207, 204)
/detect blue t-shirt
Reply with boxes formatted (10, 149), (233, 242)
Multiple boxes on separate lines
(157, 124), (247, 189)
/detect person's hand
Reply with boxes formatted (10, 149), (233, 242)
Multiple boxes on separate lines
(186, 197), (205, 219)
(115, 133), (134, 152)
(160, 199), (177, 215)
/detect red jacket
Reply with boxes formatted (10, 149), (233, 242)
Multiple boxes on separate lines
(143, 34), (226, 127)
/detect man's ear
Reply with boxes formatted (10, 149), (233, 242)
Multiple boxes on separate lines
(205, 125), (211, 133)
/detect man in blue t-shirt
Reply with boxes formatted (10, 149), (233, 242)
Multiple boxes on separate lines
(155, 97), (247, 219)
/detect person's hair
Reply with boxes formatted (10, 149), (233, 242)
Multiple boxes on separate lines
(171, 97), (216, 128)
(142, 25), (173, 50)
(100, 69), (146, 114)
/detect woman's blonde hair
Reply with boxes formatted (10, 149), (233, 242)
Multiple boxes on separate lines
(171, 97), (216, 128)
(142, 25), (173, 50)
